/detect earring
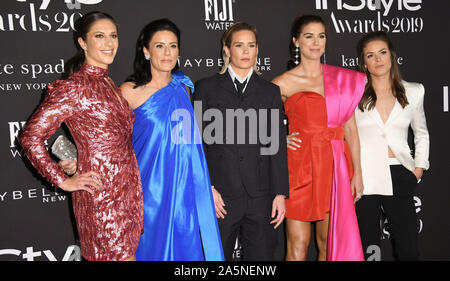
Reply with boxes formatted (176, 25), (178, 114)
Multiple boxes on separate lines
(294, 47), (300, 65)
(322, 50), (327, 65)
(144, 54), (150, 60)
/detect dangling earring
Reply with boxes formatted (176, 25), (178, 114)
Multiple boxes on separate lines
(294, 47), (300, 65)
(322, 50), (327, 65)
(144, 54), (150, 60)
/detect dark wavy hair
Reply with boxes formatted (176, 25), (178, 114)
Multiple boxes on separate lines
(287, 15), (326, 70)
(357, 30), (408, 111)
(125, 18), (180, 88)
(63, 11), (118, 79)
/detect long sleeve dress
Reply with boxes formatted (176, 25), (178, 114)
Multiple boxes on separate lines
(19, 64), (143, 261)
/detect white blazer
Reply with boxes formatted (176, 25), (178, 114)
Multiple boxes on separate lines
(355, 81), (430, 196)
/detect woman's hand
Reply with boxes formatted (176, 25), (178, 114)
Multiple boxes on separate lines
(270, 195), (286, 229)
(287, 132), (302, 150)
(351, 172), (364, 203)
(59, 159), (77, 175)
(413, 168), (423, 182)
(212, 186), (227, 219)
(59, 171), (102, 195)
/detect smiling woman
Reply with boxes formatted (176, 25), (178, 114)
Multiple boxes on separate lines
(64, 12), (118, 77)
(77, 19), (118, 69)
(19, 11), (144, 261)
(272, 14), (366, 261)
(120, 18), (224, 261)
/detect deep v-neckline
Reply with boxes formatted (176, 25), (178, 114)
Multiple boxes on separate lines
(375, 98), (397, 125)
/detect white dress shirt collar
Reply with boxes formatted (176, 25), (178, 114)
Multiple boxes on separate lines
(227, 65), (253, 93)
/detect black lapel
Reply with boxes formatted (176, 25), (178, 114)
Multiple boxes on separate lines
(218, 73), (239, 98)
(243, 73), (260, 100)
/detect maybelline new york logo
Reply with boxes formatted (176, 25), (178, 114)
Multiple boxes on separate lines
(0, 0), (102, 32)
(315, 0), (424, 33)
(204, 0), (235, 30)
(0, 187), (67, 204)
(178, 56), (272, 72)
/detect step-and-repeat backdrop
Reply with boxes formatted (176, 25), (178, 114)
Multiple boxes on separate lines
(1, 0), (448, 261)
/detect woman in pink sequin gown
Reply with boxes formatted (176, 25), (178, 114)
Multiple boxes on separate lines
(19, 12), (143, 261)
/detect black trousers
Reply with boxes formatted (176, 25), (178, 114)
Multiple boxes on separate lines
(217, 191), (276, 261)
(356, 165), (419, 261)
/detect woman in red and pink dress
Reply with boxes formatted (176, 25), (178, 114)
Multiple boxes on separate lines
(272, 15), (365, 261)
(19, 12), (143, 261)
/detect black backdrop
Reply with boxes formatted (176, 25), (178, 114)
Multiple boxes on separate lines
(1, 0), (449, 261)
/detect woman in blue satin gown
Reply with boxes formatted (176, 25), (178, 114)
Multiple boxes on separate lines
(120, 19), (224, 261)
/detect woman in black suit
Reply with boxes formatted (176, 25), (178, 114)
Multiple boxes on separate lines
(193, 22), (289, 261)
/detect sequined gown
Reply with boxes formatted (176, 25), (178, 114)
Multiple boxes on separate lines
(19, 64), (144, 261)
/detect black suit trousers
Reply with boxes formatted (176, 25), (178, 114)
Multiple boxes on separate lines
(218, 191), (276, 261)
(356, 164), (420, 261)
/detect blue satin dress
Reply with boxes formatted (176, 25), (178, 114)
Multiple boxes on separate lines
(133, 71), (224, 261)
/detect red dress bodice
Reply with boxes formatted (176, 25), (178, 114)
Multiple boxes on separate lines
(284, 92), (352, 221)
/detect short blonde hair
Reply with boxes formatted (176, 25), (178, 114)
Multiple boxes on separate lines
(219, 22), (261, 75)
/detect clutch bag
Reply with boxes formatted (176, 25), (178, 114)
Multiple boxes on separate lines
(51, 135), (77, 161)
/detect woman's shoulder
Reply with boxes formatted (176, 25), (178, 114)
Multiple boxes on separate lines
(172, 70), (193, 81)
(172, 70), (194, 91)
(46, 75), (85, 97)
(194, 72), (222, 89)
(271, 70), (299, 92)
(402, 80), (424, 92)
(172, 70), (189, 79)
(119, 81), (137, 92)
(272, 69), (295, 83)
(119, 81), (142, 103)
(402, 80), (425, 105)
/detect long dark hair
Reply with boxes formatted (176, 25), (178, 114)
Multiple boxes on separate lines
(63, 11), (118, 79)
(287, 15), (326, 70)
(357, 30), (407, 111)
(125, 18), (181, 88)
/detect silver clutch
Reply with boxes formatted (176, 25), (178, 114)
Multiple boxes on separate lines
(51, 135), (77, 161)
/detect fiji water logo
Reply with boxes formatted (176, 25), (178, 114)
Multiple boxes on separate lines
(204, 0), (235, 31)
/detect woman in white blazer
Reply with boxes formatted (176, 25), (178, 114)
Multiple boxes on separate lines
(355, 31), (429, 261)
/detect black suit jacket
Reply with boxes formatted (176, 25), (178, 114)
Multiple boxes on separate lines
(194, 72), (289, 200)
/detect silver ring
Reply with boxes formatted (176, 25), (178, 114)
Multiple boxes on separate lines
(356, 193), (362, 199)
